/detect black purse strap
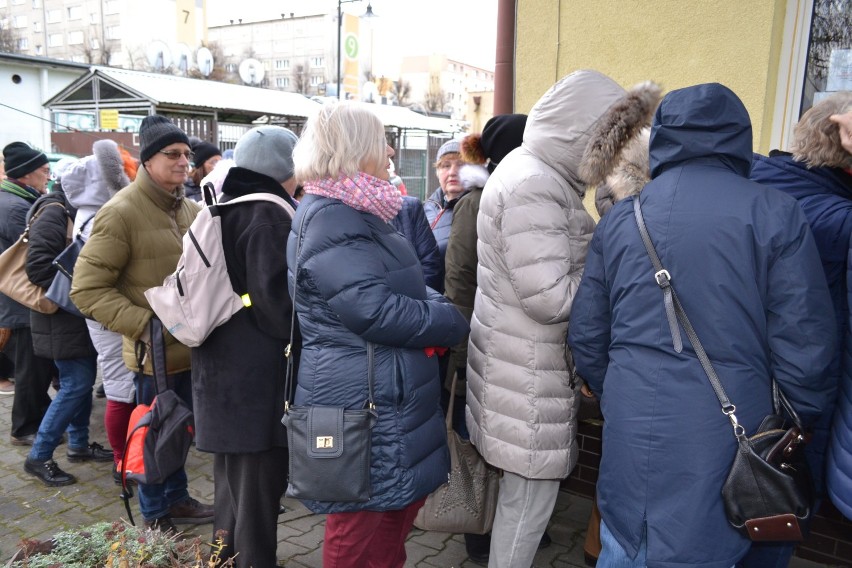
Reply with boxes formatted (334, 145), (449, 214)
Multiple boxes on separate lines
(284, 211), (375, 412)
(633, 197), (748, 441)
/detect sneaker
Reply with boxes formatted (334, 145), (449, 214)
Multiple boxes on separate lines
(67, 442), (113, 463)
(24, 457), (77, 487)
(169, 497), (214, 525)
(0, 378), (14, 395)
(145, 516), (178, 536)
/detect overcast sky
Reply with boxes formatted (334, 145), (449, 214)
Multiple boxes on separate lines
(206, 0), (499, 73)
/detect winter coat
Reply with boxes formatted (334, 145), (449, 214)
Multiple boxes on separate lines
(466, 70), (625, 480)
(192, 167), (297, 454)
(829, 241), (852, 519)
(751, 151), (852, 497)
(0, 180), (41, 328)
(71, 166), (201, 375)
(25, 191), (95, 360)
(424, 186), (466, 268)
(444, 165), (489, 380)
(63, 139), (135, 402)
(567, 83), (836, 568)
(391, 195), (444, 291)
(287, 193), (468, 513)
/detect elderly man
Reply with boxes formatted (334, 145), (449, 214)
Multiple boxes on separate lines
(71, 116), (213, 533)
(0, 143), (55, 445)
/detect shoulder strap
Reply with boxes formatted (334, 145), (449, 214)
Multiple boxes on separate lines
(633, 197), (745, 440)
(216, 193), (296, 220)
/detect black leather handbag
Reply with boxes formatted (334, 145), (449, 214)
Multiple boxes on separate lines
(280, 216), (377, 503)
(633, 197), (811, 542)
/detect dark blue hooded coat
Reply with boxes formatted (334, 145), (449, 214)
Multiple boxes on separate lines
(750, 152), (852, 497)
(391, 195), (444, 291)
(286, 193), (468, 514)
(829, 242), (852, 519)
(568, 84), (836, 567)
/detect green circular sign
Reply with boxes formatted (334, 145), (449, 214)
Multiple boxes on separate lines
(345, 34), (359, 59)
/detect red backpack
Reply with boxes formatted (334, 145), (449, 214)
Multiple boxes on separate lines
(119, 318), (194, 525)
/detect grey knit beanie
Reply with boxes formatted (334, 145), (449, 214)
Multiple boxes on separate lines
(436, 139), (461, 161)
(234, 126), (298, 183)
(139, 115), (190, 163)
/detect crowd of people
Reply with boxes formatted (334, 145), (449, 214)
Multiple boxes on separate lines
(0, 70), (851, 568)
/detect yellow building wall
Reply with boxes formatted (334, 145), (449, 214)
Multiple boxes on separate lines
(516, 0), (788, 154)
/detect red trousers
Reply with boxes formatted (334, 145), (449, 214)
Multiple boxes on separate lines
(323, 498), (426, 568)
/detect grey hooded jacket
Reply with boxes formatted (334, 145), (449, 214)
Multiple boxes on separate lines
(466, 70), (626, 479)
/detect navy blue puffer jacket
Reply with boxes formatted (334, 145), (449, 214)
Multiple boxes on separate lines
(750, 152), (852, 497)
(287, 193), (468, 514)
(391, 195), (443, 291)
(568, 84), (836, 567)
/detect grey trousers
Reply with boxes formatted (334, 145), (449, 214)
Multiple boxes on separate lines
(213, 447), (289, 568)
(489, 471), (560, 568)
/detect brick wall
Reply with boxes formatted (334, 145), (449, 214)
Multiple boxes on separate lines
(561, 419), (852, 566)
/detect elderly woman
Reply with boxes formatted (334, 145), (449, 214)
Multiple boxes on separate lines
(424, 139), (466, 267)
(287, 102), (468, 568)
(744, 91), (852, 568)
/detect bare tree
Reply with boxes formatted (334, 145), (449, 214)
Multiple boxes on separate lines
(424, 79), (448, 113)
(391, 80), (412, 106)
(0, 11), (22, 54)
(805, 0), (852, 90)
(79, 29), (113, 65)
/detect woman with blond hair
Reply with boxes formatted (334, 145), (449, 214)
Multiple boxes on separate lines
(287, 102), (468, 568)
(744, 91), (852, 568)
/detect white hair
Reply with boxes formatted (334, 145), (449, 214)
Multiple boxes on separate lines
(293, 102), (387, 182)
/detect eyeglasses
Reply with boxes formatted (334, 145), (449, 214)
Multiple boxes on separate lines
(158, 150), (194, 161)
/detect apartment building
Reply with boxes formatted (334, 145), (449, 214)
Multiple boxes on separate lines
(399, 54), (494, 121)
(0, 0), (207, 70)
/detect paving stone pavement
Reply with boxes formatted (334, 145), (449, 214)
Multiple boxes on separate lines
(0, 381), (591, 566)
(0, 382), (829, 567)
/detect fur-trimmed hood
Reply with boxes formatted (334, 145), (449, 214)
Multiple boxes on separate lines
(459, 163), (490, 191)
(63, 139), (131, 212)
(580, 81), (662, 215)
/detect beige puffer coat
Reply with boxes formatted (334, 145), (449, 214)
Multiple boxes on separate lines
(71, 166), (200, 374)
(466, 70), (626, 479)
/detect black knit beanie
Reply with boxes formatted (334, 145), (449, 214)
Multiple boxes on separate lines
(481, 114), (527, 173)
(191, 141), (222, 167)
(3, 142), (48, 178)
(139, 115), (190, 163)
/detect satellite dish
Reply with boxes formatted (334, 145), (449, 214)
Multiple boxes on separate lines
(238, 58), (265, 85)
(146, 40), (172, 71)
(173, 43), (192, 75)
(196, 47), (214, 77)
(361, 81), (379, 103)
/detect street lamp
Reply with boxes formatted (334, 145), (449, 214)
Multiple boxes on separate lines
(336, 1), (377, 100)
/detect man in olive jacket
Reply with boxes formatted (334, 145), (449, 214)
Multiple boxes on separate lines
(71, 116), (213, 533)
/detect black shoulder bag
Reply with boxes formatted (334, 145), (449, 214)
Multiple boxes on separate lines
(633, 197), (811, 542)
(280, 214), (378, 503)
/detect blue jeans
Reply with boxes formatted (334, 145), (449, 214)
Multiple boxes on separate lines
(599, 519), (648, 568)
(134, 371), (192, 521)
(29, 356), (97, 461)
(599, 520), (735, 568)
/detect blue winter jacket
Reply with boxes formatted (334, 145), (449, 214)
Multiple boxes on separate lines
(829, 242), (852, 519)
(423, 186), (466, 264)
(568, 83), (836, 568)
(286, 193), (468, 514)
(391, 195), (444, 291)
(750, 152), (852, 496)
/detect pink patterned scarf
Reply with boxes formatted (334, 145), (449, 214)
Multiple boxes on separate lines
(304, 172), (403, 223)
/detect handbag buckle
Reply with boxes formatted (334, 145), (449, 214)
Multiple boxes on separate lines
(723, 404), (746, 438)
(654, 269), (671, 288)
